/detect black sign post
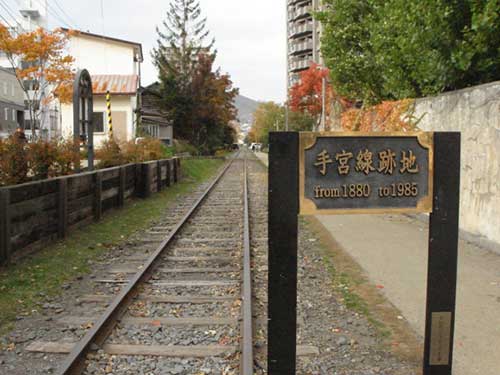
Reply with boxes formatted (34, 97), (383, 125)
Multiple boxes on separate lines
(268, 131), (460, 375)
(73, 69), (94, 172)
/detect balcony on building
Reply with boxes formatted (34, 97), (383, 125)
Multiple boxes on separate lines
(293, 5), (312, 21)
(289, 39), (313, 55)
(288, 0), (312, 6)
(289, 22), (313, 39)
(289, 56), (312, 73)
(19, 0), (40, 18)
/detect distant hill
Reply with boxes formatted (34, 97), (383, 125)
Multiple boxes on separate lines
(234, 95), (260, 125)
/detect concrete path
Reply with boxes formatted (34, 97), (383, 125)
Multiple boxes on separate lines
(317, 214), (500, 375)
(256, 151), (500, 375)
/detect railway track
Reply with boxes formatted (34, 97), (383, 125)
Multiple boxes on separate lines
(27, 152), (256, 374)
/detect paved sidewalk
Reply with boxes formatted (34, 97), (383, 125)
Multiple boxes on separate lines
(256, 151), (500, 375)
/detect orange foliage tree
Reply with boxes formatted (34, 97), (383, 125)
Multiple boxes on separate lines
(289, 63), (329, 127)
(0, 25), (75, 138)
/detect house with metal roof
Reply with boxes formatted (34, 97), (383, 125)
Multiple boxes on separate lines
(59, 29), (143, 148)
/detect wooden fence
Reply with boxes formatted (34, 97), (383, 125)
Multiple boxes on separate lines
(0, 157), (181, 264)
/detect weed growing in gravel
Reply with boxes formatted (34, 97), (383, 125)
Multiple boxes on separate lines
(302, 218), (391, 340)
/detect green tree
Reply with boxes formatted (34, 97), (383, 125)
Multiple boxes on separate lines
(153, 0), (214, 90)
(153, 1), (238, 153)
(317, 0), (500, 103)
(249, 102), (314, 147)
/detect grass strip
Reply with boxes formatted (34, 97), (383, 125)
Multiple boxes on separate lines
(0, 158), (224, 335)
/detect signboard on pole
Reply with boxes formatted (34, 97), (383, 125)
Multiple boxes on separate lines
(267, 131), (460, 375)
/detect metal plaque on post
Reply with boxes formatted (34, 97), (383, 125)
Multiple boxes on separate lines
(299, 132), (433, 215)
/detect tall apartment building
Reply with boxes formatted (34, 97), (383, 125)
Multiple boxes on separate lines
(286, 0), (323, 91)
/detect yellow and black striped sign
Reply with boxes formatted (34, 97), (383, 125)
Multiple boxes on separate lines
(106, 90), (113, 135)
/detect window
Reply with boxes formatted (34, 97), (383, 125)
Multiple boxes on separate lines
(12, 109), (16, 122)
(11, 83), (15, 97)
(4, 108), (9, 121)
(92, 112), (105, 133)
(3, 82), (7, 95)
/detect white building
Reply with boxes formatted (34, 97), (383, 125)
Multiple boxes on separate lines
(0, 0), (53, 138)
(286, 0), (323, 90)
(60, 29), (143, 148)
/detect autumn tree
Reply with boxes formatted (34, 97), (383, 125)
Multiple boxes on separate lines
(0, 25), (74, 138)
(190, 53), (238, 153)
(289, 63), (341, 130)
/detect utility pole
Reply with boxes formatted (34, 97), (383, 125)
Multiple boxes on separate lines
(285, 103), (289, 131)
(321, 76), (326, 131)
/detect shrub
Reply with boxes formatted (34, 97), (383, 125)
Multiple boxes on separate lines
(172, 139), (198, 156)
(54, 139), (80, 176)
(28, 139), (58, 180)
(0, 136), (29, 186)
(121, 138), (170, 163)
(95, 137), (124, 169)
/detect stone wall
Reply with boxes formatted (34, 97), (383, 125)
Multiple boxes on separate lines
(414, 81), (500, 248)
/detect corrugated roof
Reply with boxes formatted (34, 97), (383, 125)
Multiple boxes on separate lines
(91, 75), (139, 95)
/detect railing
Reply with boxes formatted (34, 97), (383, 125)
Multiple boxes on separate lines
(289, 23), (313, 38)
(0, 157), (181, 264)
(289, 59), (312, 72)
(139, 124), (160, 138)
(289, 40), (313, 54)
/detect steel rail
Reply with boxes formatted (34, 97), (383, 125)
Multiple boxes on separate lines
(58, 154), (239, 374)
(241, 157), (254, 374)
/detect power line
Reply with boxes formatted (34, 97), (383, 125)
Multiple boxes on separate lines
(0, 0), (22, 29)
(31, 0), (74, 29)
(51, 0), (80, 29)
(0, 12), (14, 29)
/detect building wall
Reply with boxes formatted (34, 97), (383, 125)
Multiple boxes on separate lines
(61, 95), (136, 148)
(0, 68), (25, 137)
(159, 125), (173, 145)
(68, 36), (138, 76)
(0, 69), (24, 104)
(286, 0), (323, 90)
(414, 81), (500, 247)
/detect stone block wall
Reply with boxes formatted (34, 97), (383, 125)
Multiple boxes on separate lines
(414, 81), (500, 248)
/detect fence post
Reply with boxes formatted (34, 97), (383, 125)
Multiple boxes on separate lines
(166, 160), (172, 187)
(94, 172), (102, 221)
(142, 163), (152, 198)
(173, 158), (178, 183)
(57, 178), (68, 238)
(0, 189), (11, 264)
(118, 166), (126, 207)
(135, 164), (142, 198)
(157, 161), (162, 192)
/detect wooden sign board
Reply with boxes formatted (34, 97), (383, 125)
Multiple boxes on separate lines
(299, 132), (433, 215)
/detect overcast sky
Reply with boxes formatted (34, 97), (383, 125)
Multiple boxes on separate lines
(2, 0), (287, 102)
